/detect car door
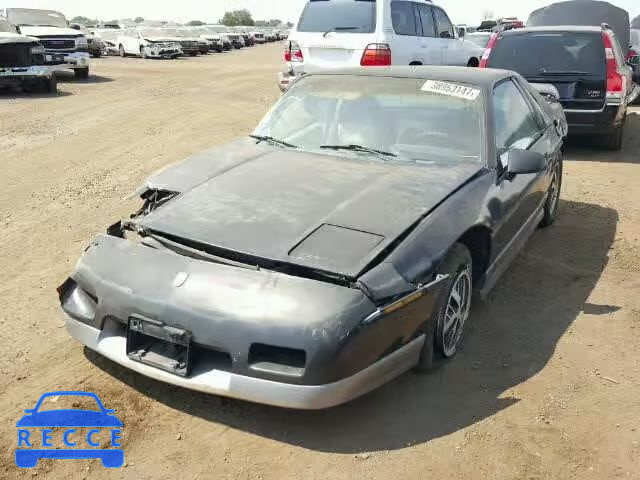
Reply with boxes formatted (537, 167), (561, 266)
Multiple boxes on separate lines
(489, 79), (553, 270)
(415, 2), (442, 65)
(123, 30), (136, 53)
(432, 6), (466, 65)
(389, 1), (421, 65)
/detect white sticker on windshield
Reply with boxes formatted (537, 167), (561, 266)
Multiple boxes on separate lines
(421, 80), (480, 101)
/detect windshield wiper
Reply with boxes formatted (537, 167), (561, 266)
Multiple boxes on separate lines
(323, 26), (358, 37)
(320, 144), (397, 160)
(539, 69), (589, 76)
(249, 135), (296, 148)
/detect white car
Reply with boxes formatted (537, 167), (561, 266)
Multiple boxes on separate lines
(116, 28), (182, 59)
(279, 0), (484, 91)
(93, 29), (120, 55)
(191, 26), (224, 52)
(4, 8), (90, 79)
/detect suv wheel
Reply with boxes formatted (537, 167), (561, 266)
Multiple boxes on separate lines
(74, 68), (89, 80)
(604, 123), (624, 151)
(42, 74), (58, 94)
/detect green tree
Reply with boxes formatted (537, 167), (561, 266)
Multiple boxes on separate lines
(70, 16), (95, 25)
(134, 17), (145, 24)
(221, 9), (254, 27)
(187, 20), (205, 26)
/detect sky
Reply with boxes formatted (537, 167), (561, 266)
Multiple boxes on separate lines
(10, 0), (640, 26)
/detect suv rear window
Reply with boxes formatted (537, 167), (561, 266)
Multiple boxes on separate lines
(489, 32), (606, 76)
(297, 0), (376, 33)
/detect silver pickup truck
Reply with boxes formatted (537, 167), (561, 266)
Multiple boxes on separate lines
(0, 16), (58, 93)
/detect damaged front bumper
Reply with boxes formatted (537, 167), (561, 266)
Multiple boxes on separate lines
(60, 234), (445, 408)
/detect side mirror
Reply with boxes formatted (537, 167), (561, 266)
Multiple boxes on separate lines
(458, 28), (465, 38)
(507, 149), (547, 175)
(440, 31), (452, 39)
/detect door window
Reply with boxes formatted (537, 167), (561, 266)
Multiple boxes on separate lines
(391, 1), (419, 37)
(416, 4), (436, 37)
(433, 8), (455, 38)
(493, 80), (542, 159)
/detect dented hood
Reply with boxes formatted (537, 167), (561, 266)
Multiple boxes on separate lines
(136, 139), (484, 278)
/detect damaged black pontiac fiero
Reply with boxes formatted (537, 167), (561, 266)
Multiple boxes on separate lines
(59, 67), (566, 409)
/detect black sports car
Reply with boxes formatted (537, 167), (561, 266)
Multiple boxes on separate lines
(59, 67), (567, 409)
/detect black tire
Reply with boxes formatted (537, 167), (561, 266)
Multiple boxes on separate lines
(189, 51), (198, 56)
(140, 46), (148, 59)
(603, 123), (624, 151)
(92, 51), (101, 58)
(74, 67), (89, 80)
(415, 243), (473, 372)
(540, 159), (563, 228)
(119, 44), (126, 57)
(42, 74), (57, 94)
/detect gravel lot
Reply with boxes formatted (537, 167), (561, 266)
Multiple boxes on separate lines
(1, 43), (639, 479)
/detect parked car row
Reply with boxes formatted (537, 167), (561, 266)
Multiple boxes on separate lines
(279, 0), (639, 151)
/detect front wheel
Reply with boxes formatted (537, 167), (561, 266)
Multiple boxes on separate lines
(140, 46), (148, 59)
(42, 74), (58, 94)
(74, 67), (89, 80)
(415, 243), (473, 371)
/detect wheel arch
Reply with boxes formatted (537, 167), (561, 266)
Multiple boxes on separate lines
(456, 225), (492, 285)
(467, 57), (479, 67)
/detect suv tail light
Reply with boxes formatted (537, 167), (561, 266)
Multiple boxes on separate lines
(479, 33), (498, 68)
(284, 40), (303, 63)
(602, 32), (624, 101)
(360, 43), (391, 66)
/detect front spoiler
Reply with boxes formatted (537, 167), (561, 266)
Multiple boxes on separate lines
(66, 314), (425, 409)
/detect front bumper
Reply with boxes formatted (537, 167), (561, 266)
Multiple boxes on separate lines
(45, 51), (90, 69)
(0, 65), (56, 85)
(61, 234), (445, 407)
(66, 315), (425, 409)
(145, 46), (182, 58)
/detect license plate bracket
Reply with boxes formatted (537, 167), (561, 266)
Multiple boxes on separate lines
(126, 315), (191, 377)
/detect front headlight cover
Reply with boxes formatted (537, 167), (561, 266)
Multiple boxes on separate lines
(75, 36), (88, 47)
(30, 45), (45, 55)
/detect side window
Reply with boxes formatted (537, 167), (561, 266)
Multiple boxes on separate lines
(433, 8), (455, 39)
(493, 80), (542, 156)
(518, 79), (552, 128)
(417, 4), (436, 38)
(391, 1), (419, 37)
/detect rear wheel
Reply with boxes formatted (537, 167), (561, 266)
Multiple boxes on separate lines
(415, 243), (473, 371)
(119, 44), (126, 57)
(603, 123), (624, 151)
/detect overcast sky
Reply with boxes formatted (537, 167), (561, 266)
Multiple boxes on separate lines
(11, 0), (640, 26)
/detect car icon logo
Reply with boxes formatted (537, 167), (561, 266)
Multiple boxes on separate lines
(15, 391), (124, 468)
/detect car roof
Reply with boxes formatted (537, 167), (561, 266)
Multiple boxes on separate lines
(307, 66), (514, 89)
(500, 25), (604, 35)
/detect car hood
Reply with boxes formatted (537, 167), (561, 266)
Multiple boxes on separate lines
(19, 26), (82, 37)
(136, 139), (484, 278)
(0, 32), (38, 44)
(16, 410), (123, 428)
(143, 36), (179, 43)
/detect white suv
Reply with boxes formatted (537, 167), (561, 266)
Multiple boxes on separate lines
(279, 0), (484, 90)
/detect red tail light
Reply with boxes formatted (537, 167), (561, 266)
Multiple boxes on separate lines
(602, 32), (624, 100)
(284, 40), (303, 63)
(360, 43), (391, 66)
(479, 33), (498, 68)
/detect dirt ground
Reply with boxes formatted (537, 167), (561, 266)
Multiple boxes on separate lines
(1, 43), (639, 479)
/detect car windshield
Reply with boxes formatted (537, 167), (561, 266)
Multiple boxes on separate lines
(488, 32), (606, 76)
(297, 0), (376, 34)
(466, 33), (492, 48)
(0, 17), (15, 33)
(7, 8), (68, 28)
(254, 75), (483, 165)
(206, 25), (227, 33)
